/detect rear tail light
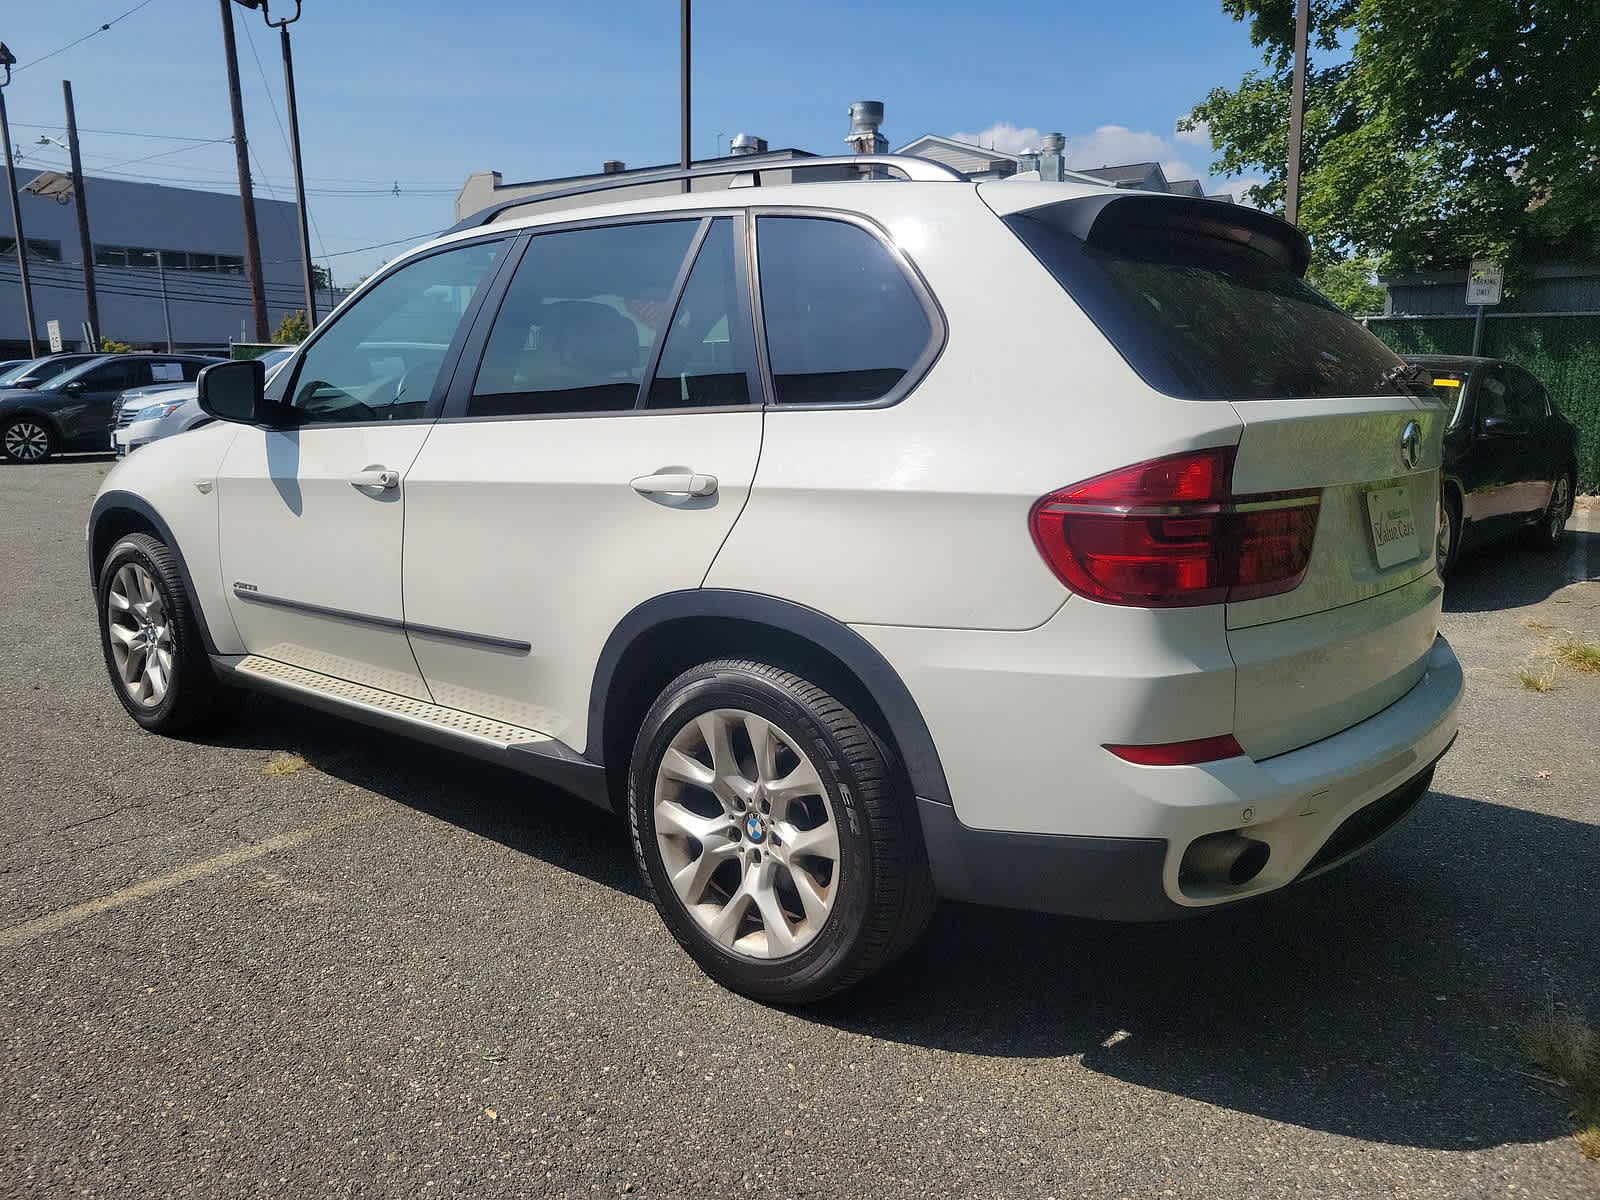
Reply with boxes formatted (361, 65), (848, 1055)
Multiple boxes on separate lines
(1029, 447), (1320, 607)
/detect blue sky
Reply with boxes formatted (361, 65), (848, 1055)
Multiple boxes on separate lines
(3, 0), (1268, 282)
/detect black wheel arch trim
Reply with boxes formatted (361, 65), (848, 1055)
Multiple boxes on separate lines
(88, 490), (220, 656)
(588, 590), (953, 806)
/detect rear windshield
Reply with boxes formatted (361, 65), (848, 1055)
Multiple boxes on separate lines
(1006, 208), (1414, 401)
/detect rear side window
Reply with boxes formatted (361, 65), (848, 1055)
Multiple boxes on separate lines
(646, 219), (755, 409)
(471, 221), (698, 417)
(1006, 206), (1413, 401)
(756, 217), (933, 406)
(1502, 365), (1549, 419)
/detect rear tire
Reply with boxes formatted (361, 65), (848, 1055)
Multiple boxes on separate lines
(1, 417), (55, 463)
(627, 659), (935, 1003)
(1530, 472), (1574, 551)
(97, 534), (244, 734)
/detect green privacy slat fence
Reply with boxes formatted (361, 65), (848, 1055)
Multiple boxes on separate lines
(1367, 314), (1600, 493)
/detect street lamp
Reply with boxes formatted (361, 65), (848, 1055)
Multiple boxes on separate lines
(0, 42), (41, 357)
(235, 0), (318, 329)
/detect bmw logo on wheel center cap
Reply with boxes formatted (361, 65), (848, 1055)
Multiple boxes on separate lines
(745, 812), (766, 842)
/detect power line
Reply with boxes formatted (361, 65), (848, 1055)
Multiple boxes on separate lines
(14, 0), (162, 75)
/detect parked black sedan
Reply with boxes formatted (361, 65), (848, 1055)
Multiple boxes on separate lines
(1405, 354), (1581, 576)
(0, 352), (103, 390)
(0, 352), (220, 463)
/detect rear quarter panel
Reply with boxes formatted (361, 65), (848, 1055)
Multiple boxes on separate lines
(705, 187), (1244, 630)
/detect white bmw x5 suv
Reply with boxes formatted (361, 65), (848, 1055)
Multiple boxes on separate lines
(88, 155), (1462, 1002)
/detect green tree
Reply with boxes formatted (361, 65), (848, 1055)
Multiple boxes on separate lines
(1184, 0), (1600, 276)
(99, 337), (133, 353)
(1308, 255), (1386, 314)
(272, 309), (309, 344)
(311, 263), (330, 291)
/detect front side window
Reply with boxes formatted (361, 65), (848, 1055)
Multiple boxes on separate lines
(282, 240), (501, 423)
(470, 220), (699, 417)
(756, 217), (933, 406)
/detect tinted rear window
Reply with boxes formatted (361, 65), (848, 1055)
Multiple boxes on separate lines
(1006, 208), (1412, 401)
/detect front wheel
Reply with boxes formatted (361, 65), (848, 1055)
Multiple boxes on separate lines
(628, 659), (935, 1003)
(97, 533), (243, 734)
(2, 417), (55, 463)
(1531, 472), (1574, 551)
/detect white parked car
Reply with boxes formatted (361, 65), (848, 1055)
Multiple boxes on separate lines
(113, 347), (296, 456)
(87, 156), (1462, 1001)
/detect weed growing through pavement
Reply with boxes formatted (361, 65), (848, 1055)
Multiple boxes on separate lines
(1517, 664), (1556, 692)
(1517, 1004), (1600, 1160)
(262, 751), (310, 777)
(1554, 640), (1600, 674)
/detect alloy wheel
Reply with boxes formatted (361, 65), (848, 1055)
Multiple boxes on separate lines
(1437, 500), (1454, 572)
(652, 707), (840, 959)
(105, 562), (174, 707)
(3, 421), (50, 462)
(1549, 475), (1571, 541)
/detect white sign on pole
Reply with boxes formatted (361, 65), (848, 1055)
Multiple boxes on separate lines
(46, 320), (62, 353)
(1467, 259), (1504, 307)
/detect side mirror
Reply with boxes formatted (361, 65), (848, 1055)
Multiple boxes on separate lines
(63, 380), (85, 395)
(197, 359), (295, 427)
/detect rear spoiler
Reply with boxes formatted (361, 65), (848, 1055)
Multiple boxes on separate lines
(997, 190), (1312, 277)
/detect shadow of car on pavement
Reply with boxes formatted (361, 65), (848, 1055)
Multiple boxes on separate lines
(210, 698), (1596, 1154)
(1444, 529), (1596, 613)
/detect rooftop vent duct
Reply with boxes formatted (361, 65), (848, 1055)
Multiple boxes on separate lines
(729, 133), (768, 156)
(602, 160), (626, 174)
(844, 101), (887, 155)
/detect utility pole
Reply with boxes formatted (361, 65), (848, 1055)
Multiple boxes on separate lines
(242, 1), (317, 328)
(0, 44), (39, 357)
(218, 0), (269, 340)
(679, 0), (691, 194)
(1284, 0), (1310, 226)
(61, 80), (99, 349)
(157, 254), (174, 352)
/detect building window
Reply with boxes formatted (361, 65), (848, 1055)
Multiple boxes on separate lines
(0, 237), (62, 262)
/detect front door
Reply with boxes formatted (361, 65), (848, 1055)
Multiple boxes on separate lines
(402, 215), (765, 742)
(57, 358), (150, 447)
(216, 238), (508, 699)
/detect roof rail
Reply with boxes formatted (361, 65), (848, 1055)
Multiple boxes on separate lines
(447, 154), (968, 233)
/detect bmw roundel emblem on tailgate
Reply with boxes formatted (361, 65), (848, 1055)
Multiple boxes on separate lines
(1399, 421), (1422, 470)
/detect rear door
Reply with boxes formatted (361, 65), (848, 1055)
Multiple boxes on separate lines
(401, 214), (764, 742)
(1502, 364), (1556, 515)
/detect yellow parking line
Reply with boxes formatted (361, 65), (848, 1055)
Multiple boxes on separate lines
(0, 804), (384, 950)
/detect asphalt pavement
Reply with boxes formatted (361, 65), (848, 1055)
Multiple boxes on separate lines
(2, 459), (1597, 1198)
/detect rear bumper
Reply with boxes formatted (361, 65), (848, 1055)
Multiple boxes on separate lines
(912, 633), (1463, 918)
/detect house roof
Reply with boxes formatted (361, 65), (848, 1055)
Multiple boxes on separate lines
(894, 133), (1020, 165)
(1077, 161), (1163, 185)
(1165, 178), (1205, 198)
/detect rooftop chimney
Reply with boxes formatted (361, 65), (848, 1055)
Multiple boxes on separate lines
(844, 100), (887, 155)
(602, 160), (626, 174)
(1038, 132), (1067, 182)
(729, 133), (768, 156)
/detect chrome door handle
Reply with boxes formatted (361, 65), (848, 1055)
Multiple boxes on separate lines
(629, 471), (718, 498)
(349, 467), (400, 491)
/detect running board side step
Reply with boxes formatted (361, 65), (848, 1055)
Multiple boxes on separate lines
(212, 654), (611, 810)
